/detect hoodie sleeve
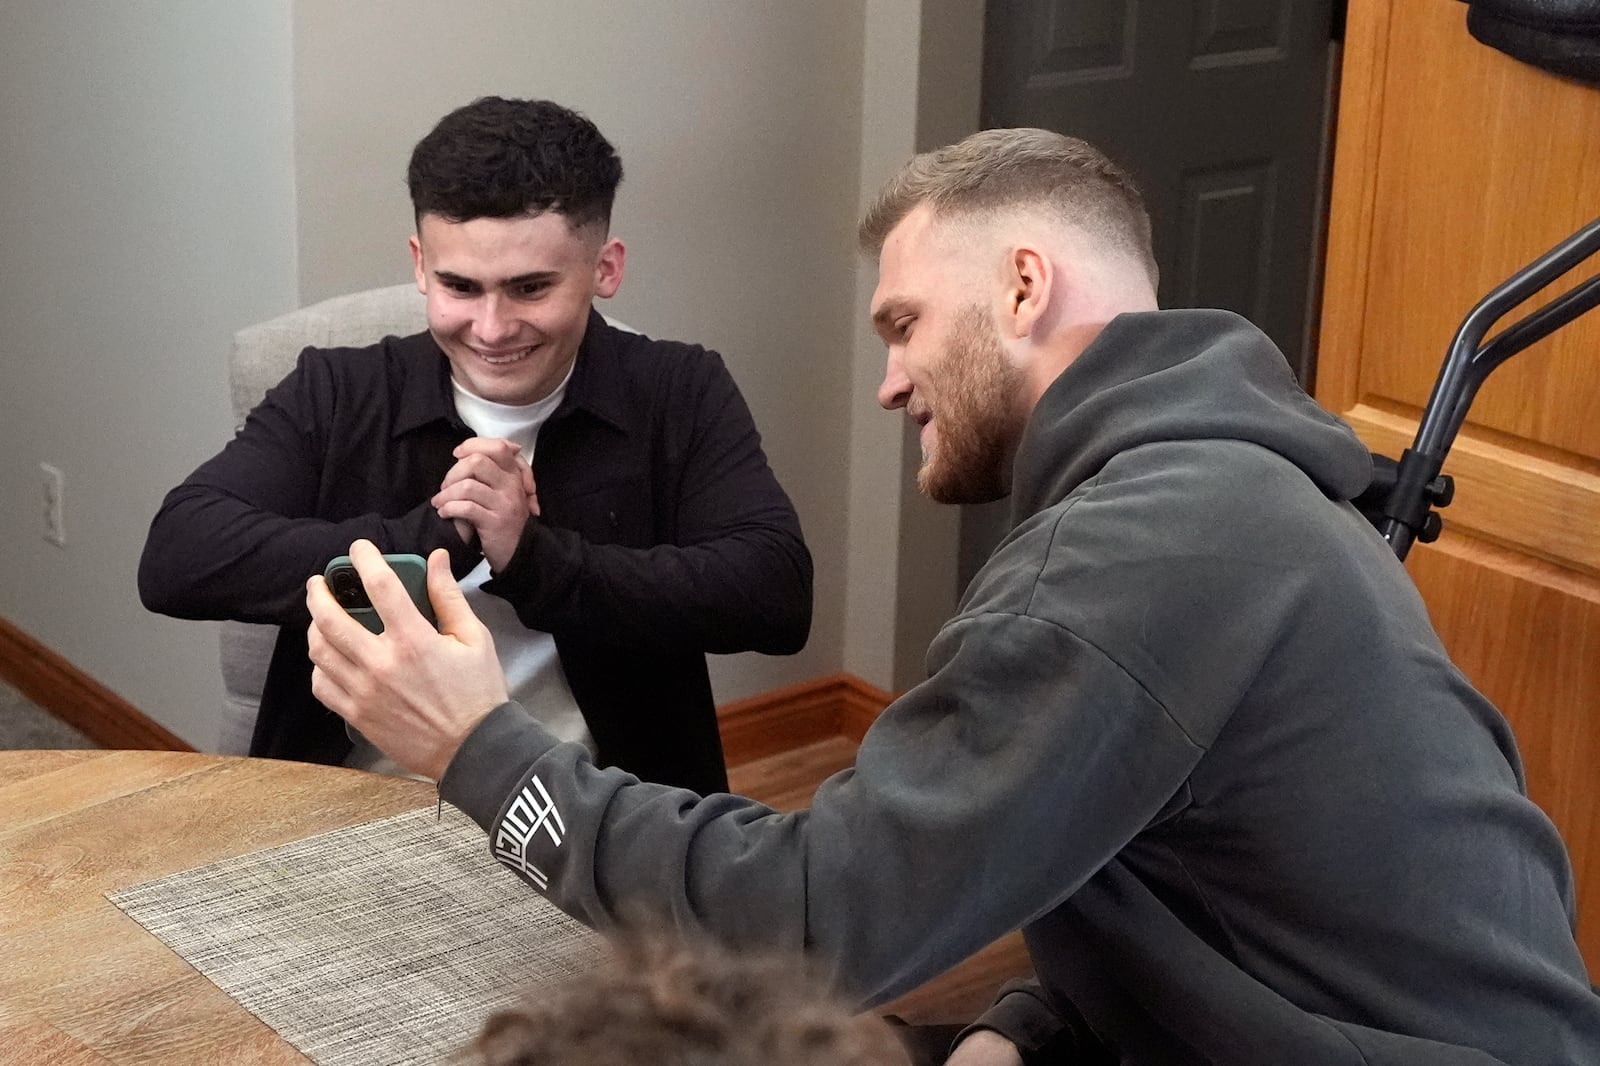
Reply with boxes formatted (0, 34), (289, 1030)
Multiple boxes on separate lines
(956, 978), (1112, 1062)
(440, 598), (1206, 1006)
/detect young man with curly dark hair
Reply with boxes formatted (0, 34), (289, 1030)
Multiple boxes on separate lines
(141, 97), (812, 793)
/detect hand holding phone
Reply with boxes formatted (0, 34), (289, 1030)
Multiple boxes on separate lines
(323, 553), (437, 633)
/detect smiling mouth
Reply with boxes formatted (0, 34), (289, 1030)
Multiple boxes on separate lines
(473, 346), (534, 366)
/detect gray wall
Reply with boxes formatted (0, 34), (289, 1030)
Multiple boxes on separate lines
(0, 1), (298, 748)
(0, 0), (979, 747)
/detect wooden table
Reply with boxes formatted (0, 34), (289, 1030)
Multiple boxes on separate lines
(0, 749), (434, 1064)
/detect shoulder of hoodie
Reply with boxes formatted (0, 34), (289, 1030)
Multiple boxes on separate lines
(962, 435), (1349, 627)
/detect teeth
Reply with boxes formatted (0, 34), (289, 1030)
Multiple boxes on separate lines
(480, 348), (530, 365)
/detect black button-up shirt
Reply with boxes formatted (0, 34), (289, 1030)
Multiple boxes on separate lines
(139, 311), (813, 793)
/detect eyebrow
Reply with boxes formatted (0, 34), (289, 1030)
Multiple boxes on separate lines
(870, 296), (912, 332)
(434, 269), (561, 289)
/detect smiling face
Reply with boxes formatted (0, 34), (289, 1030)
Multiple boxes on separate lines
(872, 206), (1029, 504)
(410, 211), (624, 406)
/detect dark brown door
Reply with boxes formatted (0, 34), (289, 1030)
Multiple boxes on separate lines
(965, 0), (1339, 584)
(982, 0), (1337, 376)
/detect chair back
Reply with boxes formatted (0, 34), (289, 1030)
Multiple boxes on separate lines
(216, 284), (428, 753)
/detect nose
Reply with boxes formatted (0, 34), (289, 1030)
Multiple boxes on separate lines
(472, 294), (518, 347)
(877, 349), (911, 411)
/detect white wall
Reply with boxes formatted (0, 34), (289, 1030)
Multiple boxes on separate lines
(0, 0), (978, 745)
(0, 1), (299, 748)
(847, 0), (984, 692)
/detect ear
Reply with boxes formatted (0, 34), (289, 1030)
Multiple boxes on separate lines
(594, 237), (626, 299)
(409, 234), (427, 295)
(1001, 245), (1053, 338)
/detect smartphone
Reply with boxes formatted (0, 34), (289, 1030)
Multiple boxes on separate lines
(323, 553), (436, 634)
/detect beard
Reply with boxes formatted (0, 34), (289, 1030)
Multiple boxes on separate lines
(916, 304), (1029, 505)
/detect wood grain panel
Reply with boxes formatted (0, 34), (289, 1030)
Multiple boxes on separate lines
(1355, 2), (1600, 458)
(0, 751), (431, 1064)
(1345, 404), (1600, 575)
(0, 1020), (117, 1064)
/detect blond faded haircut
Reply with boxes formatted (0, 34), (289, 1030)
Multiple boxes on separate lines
(859, 127), (1158, 287)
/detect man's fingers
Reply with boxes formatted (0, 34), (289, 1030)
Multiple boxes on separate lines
(522, 461), (541, 517)
(453, 436), (521, 457)
(308, 650), (355, 717)
(348, 540), (430, 636)
(432, 475), (502, 513)
(306, 572), (372, 660)
(439, 453), (519, 492)
(453, 437), (524, 469)
(306, 574), (373, 718)
(426, 548), (488, 643)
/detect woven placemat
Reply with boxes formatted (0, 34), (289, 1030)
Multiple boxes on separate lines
(108, 803), (599, 1065)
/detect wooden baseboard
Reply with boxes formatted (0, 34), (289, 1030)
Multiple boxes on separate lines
(0, 616), (194, 752)
(717, 672), (893, 765)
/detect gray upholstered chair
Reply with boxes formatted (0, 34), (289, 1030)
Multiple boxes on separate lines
(217, 283), (428, 754)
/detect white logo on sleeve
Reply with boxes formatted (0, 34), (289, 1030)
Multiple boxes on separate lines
(493, 776), (566, 891)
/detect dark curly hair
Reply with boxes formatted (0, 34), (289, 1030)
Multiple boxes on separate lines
(407, 96), (623, 230)
(471, 931), (909, 1066)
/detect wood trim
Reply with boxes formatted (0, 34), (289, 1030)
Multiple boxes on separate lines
(1314, 0), (1393, 414)
(0, 616), (193, 752)
(837, 677), (895, 743)
(717, 672), (894, 765)
(0, 616), (893, 767)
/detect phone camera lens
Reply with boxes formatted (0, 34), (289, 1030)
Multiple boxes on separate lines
(329, 568), (368, 609)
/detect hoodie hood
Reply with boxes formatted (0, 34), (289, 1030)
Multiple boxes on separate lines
(1010, 309), (1372, 521)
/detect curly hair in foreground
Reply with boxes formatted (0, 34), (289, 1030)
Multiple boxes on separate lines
(473, 932), (909, 1066)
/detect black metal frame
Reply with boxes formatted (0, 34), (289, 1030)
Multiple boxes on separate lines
(1355, 215), (1600, 560)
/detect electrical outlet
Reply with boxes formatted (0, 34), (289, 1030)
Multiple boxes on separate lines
(40, 462), (65, 548)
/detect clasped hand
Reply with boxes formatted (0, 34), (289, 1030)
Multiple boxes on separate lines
(432, 437), (540, 571)
(307, 540), (509, 780)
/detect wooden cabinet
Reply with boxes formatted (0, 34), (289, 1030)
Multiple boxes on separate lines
(1318, 0), (1600, 966)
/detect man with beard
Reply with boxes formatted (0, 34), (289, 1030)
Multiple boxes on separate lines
(303, 128), (1600, 1065)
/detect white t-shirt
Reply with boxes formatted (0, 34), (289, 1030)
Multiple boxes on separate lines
(448, 368), (593, 754)
(345, 363), (593, 776)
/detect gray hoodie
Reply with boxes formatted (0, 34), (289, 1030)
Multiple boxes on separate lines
(444, 309), (1600, 1064)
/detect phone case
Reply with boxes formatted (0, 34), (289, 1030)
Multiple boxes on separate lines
(323, 553), (436, 634)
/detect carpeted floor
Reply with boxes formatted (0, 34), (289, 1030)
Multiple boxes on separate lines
(0, 679), (98, 749)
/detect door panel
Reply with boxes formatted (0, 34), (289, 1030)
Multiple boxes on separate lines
(983, 0), (1334, 376)
(1319, 0), (1600, 966)
(969, 0), (1336, 590)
